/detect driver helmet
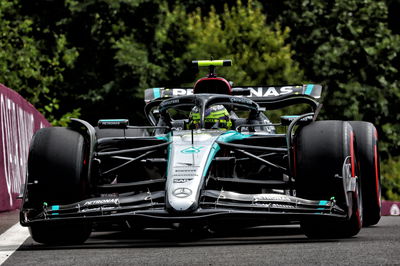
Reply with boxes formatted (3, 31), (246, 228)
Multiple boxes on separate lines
(188, 105), (232, 130)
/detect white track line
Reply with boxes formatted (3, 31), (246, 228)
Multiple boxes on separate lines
(0, 223), (30, 265)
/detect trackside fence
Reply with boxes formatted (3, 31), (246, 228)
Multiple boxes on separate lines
(0, 84), (50, 212)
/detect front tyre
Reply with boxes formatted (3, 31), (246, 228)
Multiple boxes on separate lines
(29, 223), (92, 245)
(26, 127), (91, 244)
(295, 121), (362, 238)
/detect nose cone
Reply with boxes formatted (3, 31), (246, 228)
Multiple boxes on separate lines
(166, 132), (220, 213)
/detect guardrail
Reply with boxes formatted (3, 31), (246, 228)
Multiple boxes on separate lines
(0, 84), (50, 212)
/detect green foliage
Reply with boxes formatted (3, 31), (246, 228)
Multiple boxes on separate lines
(381, 156), (400, 201)
(0, 0), (79, 125)
(264, 0), (400, 198)
(269, 0), (400, 158)
(184, 0), (303, 85)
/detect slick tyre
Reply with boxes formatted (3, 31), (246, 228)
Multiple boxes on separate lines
(26, 127), (91, 244)
(295, 121), (362, 238)
(29, 223), (92, 245)
(349, 121), (381, 226)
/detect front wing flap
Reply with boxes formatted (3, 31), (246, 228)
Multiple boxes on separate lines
(21, 190), (346, 225)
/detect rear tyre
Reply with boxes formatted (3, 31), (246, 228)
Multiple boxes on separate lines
(349, 121), (381, 226)
(26, 127), (91, 244)
(295, 121), (362, 238)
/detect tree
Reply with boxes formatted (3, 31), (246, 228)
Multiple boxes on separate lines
(264, 0), (400, 158)
(183, 0), (303, 86)
(0, 0), (80, 125)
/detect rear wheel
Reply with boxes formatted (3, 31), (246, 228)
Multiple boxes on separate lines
(27, 127), (91, 244)
(349, 121), (381, 226)
(295, 121), (362, 238)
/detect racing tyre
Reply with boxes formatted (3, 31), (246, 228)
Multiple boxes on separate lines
(26, 127), (91, 244)
(349, 121), (381, 226)
(29, 223), (92, 245)
(295, 121), (362, 238)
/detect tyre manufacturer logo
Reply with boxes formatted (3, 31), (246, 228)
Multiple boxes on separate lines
(172, 188), (192, 198)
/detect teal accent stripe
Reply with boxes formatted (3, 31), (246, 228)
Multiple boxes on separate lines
(305, 84), (314, 95)
(52, 213), (59, 215)
(217, 131), (252, 143)
(319, 200), (328, 205)
(282, 115), (300, 118)
(153, 88), (161, 99)
(99, 119), (128, 122)
(51, 205), (60, 211)
(201, 131), (251, 176)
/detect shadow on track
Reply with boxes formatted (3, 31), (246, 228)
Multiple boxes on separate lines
(18, 223), (340, 251)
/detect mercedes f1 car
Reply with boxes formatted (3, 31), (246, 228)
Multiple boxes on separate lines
(20, 60), (381, 244)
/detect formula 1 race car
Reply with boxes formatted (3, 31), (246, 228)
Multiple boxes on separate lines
(20, 60), (381, 244)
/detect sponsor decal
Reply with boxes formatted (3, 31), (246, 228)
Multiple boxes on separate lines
(83, 198), (119, 206)
(180, 146), (204, 154)
(252, 202), (296, 209)
(390, 204), (400, 215)
(172, 188), (192, 198)
(81, 206), (116, 213)
(243, 86), (298, 97)
(229, 97), (253, 105)
(253, 195), (292, 202)
(172, 88), (193, 96)
(173, 178), (194, 183)
(175, 169), (197, 172)
(176, 162), (196, 166)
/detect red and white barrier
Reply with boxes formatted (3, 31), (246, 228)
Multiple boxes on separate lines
(381, 201), (400, 216)
(0, 84), (50, 212)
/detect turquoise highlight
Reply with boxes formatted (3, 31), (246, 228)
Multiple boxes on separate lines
(319, 200), (329, 205)
(155, 131), (172, 142)
(282, 115), (300, 118)
(217, 130), (252, 143)
(51, 205), (60, 211)
(52, 213), (59, 215)
(305, 84), (314, 95)
(202, 131), (252, 176)
(153, 88), (161, 99)
(99, 119), (127, 122)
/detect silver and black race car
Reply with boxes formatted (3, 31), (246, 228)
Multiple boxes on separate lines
(20, 60), (381, 244)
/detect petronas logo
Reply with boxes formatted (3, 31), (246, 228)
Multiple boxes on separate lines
(181, 146), (204, 154)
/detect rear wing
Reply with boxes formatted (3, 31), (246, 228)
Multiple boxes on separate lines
(145, 84), (322, 103)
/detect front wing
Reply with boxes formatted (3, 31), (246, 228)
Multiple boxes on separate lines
(21, 190), (347, 226)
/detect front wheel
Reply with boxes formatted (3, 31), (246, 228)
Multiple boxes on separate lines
(295, 121), (362, 238)
(26, 127), (91, 244)
(29, 223), (92, 245)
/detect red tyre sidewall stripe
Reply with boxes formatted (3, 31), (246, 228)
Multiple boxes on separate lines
(350, 131), (355, 177)
(374, 128), (381, 205)
(350, 130), (361, 225)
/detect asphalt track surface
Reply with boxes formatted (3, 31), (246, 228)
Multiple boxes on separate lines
(1, 214), (399, 265)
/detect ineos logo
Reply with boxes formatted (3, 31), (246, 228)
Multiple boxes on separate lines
(173, 188), (192, 198)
